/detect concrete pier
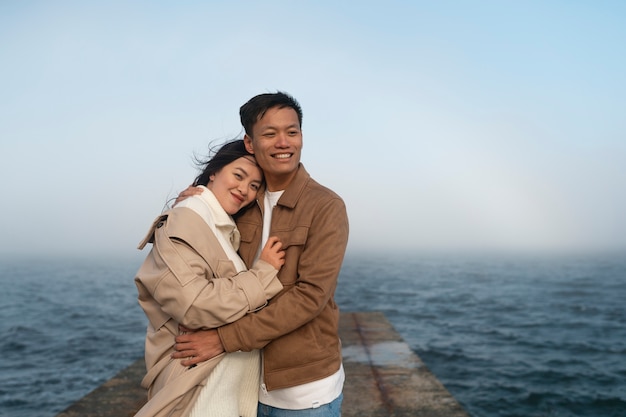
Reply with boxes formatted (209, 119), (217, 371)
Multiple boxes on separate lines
(56, 311), (469, 417)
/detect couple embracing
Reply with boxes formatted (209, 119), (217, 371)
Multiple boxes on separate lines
(134, 92), (349, 417)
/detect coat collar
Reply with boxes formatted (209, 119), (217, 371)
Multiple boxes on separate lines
(178, 186), (240, 249)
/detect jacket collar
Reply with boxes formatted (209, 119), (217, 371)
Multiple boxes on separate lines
(259, 163), (310, 209)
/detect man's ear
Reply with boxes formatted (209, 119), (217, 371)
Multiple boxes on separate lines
(243, 134), (255, 154)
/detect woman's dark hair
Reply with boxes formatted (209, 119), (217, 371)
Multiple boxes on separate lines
(192, 139), (257, 186)
(239, 91), (303, 137)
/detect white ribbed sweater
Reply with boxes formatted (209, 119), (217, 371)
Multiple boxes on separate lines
(178, 188), (261, 417)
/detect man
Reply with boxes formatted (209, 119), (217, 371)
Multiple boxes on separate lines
(173, 92), (349, 416)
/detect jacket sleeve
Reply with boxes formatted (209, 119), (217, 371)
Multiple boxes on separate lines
(135, 212), (283, 330)
(218, 196), (349, 351)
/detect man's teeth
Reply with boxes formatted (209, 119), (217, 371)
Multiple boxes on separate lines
(274, 154), (291, 159)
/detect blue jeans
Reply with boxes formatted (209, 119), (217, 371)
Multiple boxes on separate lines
(257, 394), (343, 417)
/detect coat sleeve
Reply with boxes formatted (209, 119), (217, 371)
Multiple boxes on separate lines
(135, 212), (283, 331)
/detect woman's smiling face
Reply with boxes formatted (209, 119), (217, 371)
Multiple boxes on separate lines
(206, 156), (262, 214)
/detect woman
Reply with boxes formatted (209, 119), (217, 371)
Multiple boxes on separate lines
(133, 140), (284, 417)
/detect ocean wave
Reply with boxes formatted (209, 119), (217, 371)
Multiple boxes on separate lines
(1, 253), (625, 417)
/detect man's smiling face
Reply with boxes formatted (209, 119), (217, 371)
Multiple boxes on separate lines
(244, 106), (303, 191)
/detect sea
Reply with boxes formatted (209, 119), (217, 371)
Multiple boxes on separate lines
(0, 250), (625, 417)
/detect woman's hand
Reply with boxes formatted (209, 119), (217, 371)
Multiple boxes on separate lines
(260, 236), (285, 270)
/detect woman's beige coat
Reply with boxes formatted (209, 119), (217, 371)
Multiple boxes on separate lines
(133, 207), (282, 417)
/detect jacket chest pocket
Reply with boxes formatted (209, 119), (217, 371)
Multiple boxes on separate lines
(237, 221), (260, 246)
(273, 226), (308, 250)
(274, 226), (309, 286)
(237, 222), (309, 250)
(237, 221), (261, 264)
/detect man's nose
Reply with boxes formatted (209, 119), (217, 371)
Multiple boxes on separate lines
(276, 132), (289, 146)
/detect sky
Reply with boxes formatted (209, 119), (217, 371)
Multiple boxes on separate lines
(1, 1), (625, 258)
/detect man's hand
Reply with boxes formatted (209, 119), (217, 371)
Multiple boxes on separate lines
(174, 185), (203, 206)
(172, 328), (225, 367)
